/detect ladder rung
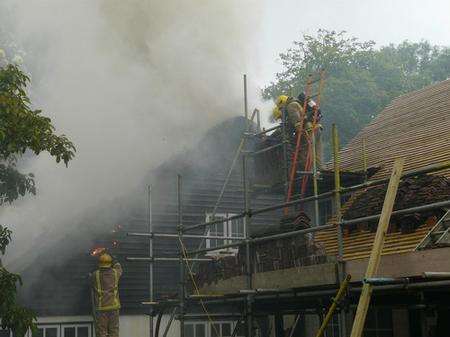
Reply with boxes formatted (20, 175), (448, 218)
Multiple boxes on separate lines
(431, 231), (446, 237)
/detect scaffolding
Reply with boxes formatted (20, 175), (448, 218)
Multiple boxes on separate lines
(126, 75), (450, 337)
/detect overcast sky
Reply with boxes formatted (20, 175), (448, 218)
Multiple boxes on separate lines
(258, 0), (450, 84)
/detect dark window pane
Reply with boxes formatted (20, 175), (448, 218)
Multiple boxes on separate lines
(184, 325), (194, 337)
(212, 324), (221, 337)
(196, 324), (205, 337)
(32, 328), (44, 337)
(377, 309), (393, 329)
(365, 309), (376, 329)
(333, 324), (339, 337)
(0, 331), (10, 337)
(64, 327), (75, 337)
(77, 327), (89, 337)
(222, 324), (231, 337)
(46, 328), (58, 337)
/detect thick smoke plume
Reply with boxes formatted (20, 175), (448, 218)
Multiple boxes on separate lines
(1, 0), (262, 264)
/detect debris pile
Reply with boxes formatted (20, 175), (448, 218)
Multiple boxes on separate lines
(344, 175), (450, 234)
(195, 212), (330, 287)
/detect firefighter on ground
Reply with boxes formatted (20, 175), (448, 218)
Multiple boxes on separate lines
(91, 252), (123, 337)
(272, 94), (323, 168)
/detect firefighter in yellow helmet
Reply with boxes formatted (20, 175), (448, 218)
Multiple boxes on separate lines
(272, 95), (304, 133)
(91, 252), (123, 337)
(272, 94), (323, 168)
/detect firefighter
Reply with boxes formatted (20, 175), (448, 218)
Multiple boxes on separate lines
(272, 94), (323, 168)
(91, 252), (123, 337)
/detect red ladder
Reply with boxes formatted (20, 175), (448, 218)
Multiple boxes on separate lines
(284, 71), (325, 214)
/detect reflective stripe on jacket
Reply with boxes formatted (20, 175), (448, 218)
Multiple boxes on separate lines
(92, 262), (122, 311)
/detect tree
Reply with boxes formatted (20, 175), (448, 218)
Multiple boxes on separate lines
(0, 63), (76, 336)
(263, 29), (450, 157)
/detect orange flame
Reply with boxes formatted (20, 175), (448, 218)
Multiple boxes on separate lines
(90, 246), (106, 257)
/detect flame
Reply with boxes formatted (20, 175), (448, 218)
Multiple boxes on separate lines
(90, 246), (106, 256)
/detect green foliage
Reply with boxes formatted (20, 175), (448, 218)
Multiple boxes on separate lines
(0, 225), (12, 254)
(0, 225), (36, 337)
(0, 63), (75, 335)
(263, 29), (450, 157)
(0, 64), (75, 204)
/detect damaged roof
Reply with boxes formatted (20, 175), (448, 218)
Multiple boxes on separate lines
(14, 116), (282, 316)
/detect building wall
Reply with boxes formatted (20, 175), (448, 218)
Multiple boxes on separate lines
(0, 315), (178, 337)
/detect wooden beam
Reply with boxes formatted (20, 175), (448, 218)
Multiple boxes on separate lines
(350, 158), (405, 337)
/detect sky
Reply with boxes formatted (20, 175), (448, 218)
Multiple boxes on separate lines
(258, 0), (450, 85)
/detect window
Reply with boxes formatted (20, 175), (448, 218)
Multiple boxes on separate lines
(61, 325), (91, 337)
(0, 323), (91, 337)
(184, 323), (206, 337)
(205, 213), (244, 255)
(324, 314), (339, 337)
(32, 326), (59, 337)
(185, 321), (243, 337)
(363, 308), (393, 337)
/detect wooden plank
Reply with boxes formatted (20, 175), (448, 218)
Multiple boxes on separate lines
(347, 247), (450, 281)
(350, 158), (404, 337)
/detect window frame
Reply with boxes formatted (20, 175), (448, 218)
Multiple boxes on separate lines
(205, 213), (244, 256)
(185, 320), (242, 337)
(61, 324), (91, 337)
(0, 322), (92, 337)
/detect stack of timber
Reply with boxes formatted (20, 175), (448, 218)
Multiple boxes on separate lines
(195, 212), (330, 288)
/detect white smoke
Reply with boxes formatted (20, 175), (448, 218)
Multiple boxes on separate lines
(0, 0), (263, 263)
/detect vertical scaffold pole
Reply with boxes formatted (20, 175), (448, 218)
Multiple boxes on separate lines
(177, 175), (185, 337)
(243, 74), (253, 337)
(148, 185), (154, 337)
(281, 100), (289, 198)
(332, 124), (347, 337)
(311, 131), (320, 227)
(312, 70), (325, 227)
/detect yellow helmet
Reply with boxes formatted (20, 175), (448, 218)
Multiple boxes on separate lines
(275, 95), (289, 108)
(272, 95), (289, 121)
(99, 253), (113, 268)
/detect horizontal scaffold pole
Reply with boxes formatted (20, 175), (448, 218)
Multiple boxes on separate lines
(182, 160), (450, 234)
(185, 199), (450, 256)
(245, 124), (282, 137)
(126, 257), (213, 262)
(127, 232), (245, 241)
